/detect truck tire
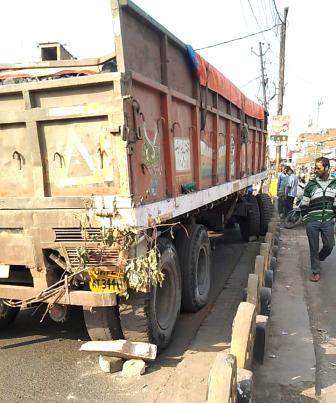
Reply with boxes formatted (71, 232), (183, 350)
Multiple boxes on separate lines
(256, 193), (272, 235)
(119, 238), (181, 350)
(239, 194), (261, 242)
(0, 299), (20, 330)
(83, 305), (123, 341)
(175, 224), (211, 312)
(264, 193), (274, 212)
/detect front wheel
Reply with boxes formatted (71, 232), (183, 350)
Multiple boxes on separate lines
(284, 209), (302, 229)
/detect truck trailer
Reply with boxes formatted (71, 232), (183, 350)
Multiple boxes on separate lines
(0, 0), (271, 349)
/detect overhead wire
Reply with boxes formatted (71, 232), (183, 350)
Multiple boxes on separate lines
(268, 0), (279, 29)
(195, 24), (279, 51)
(240, 0), (250, 32)
(247, 0), (268, 43)
(239, 75), (262, 89)
(272, 0), (284, 23)
(259, 0), (270, 27)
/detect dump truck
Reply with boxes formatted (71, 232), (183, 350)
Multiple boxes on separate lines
(0, 0), (271, 349)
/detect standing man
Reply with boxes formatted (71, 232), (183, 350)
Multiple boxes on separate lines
(301, 157), (336, 282)
(284, 167), (298, 216)
(277, 164), (288, 218)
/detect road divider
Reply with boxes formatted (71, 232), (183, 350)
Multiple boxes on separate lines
(207, 195), (280, 402)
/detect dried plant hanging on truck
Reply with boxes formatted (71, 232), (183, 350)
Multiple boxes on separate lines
(76, 204), (182, 297)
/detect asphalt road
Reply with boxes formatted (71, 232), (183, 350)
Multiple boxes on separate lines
(0, 228), (251, 403)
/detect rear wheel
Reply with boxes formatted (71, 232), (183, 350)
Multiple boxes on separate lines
(256, 193), (272, 235)
(83, 305), (123, 341)
(175, 224), (211, 312)
(119, 238), (181, 350)
(0, 299), (20, 330)
(263, 193), (274, 212)
(239, 194), (261, 241)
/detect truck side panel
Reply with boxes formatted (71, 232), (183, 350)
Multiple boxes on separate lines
(0, 74), (130, 199)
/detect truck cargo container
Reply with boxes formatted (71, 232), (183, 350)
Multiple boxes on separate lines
(0, 0), (271, 349)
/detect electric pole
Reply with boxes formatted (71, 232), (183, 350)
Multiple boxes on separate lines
(254, 42), (269, 111)
(251, 42), (269, 111)
(275, 7), (289, 171)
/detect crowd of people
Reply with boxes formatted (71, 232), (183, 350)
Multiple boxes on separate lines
(276, 163), (303, 218)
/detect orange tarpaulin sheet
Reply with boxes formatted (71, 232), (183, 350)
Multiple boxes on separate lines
(196, 53), (264, 121)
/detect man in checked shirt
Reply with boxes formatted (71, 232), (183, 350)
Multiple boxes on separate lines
(301, 157), (336, 282)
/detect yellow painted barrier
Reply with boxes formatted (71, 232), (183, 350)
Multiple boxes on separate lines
(269, 177), (278, 197)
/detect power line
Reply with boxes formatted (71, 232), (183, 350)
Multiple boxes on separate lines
(195, 24), (280, 51)
(259, 0), (269, 27)
(269, 0), (279, 32)
(248, 0), (267, 42)
(272, 0), (284, 23)
(239, 75), (262, 89)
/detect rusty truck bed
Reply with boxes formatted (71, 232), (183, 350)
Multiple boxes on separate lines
(0, 0), (267, 305)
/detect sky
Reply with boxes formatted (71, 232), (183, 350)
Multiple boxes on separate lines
(0, 0), (335, 136)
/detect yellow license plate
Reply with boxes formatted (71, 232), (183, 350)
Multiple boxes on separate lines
(88, 270), (126, 293)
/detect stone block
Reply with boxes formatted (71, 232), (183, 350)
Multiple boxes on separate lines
(99, 355), (123, 373)
(121, 359), (146, 377)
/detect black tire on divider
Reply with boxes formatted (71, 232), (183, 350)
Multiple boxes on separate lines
(260, 287), (272, 316)
(270, 256), (277, 273)
(0, 299), (20, 330)
(119, 238), (181, 350)
(175, 224), (211, 312)
(256, 193), (273, 236)
(83, 305), (123, 341)
(264, 270), (274, 288)
(239, 194), (261, 242)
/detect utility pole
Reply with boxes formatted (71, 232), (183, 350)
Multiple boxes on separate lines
(252, 42), (269, 111)
(275, 7), (289, 171)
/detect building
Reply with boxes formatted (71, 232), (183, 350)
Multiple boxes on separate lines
(295, 129), (336, 166)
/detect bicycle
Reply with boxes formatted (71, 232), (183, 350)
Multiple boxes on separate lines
(284, 198), (303, 229)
